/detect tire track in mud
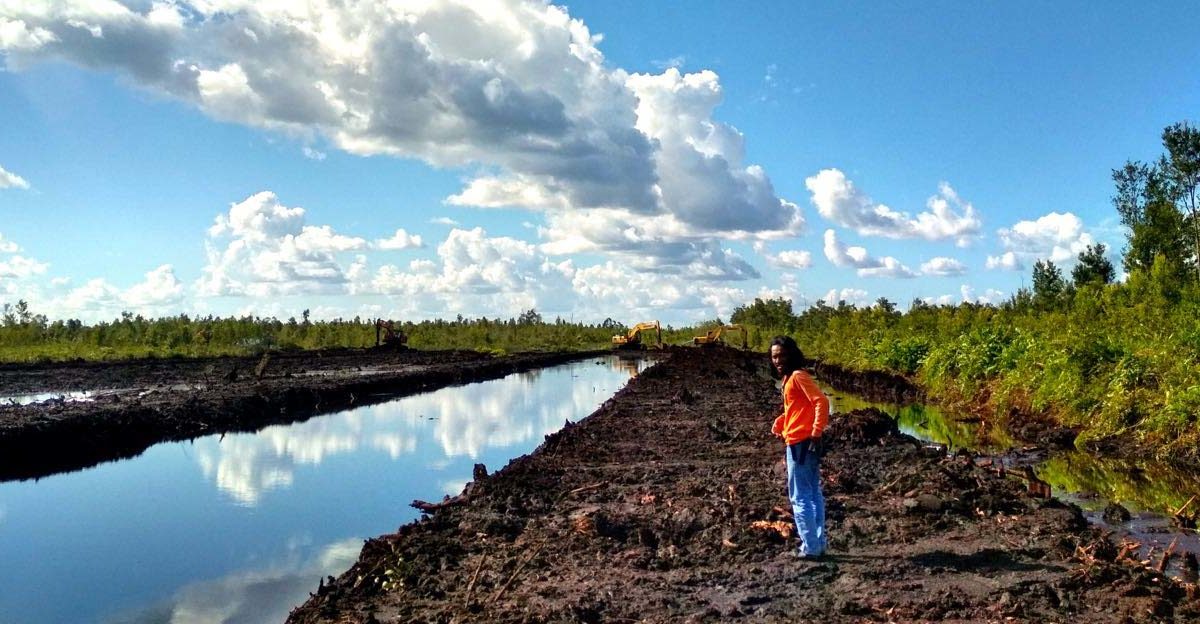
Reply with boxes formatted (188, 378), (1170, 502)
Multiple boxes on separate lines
(0, 350), (604, 481)
(288, 347), (1199, 623)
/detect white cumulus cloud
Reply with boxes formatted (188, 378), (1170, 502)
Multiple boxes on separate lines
(754, 242), (813, 270)
(822, 229), (916, 278)
(989, 211), (1095, 270)
(199, 191), (366, 297)
(0, 164), (30, 189)
(0, 255), (47, 279)
(960, 284), (1006, 305)
(805, 169), (980, 246)
(374, 229), (424, 250)
(821, 287), (870, 307)
(985, 251), (1022, 271)
(122, 264), (184, 308)
(0, 0), (800, 276)
(920, 257), (967, 277)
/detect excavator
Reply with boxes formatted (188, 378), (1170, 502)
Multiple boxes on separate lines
(693, 324), (748, 349)
(611, 321), (662, 350)
(374, 319), (409, 349)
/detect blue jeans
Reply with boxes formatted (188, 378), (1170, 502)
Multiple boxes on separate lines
(786, 441), (826, 556)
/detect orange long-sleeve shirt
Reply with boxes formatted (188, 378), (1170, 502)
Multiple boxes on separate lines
(771, 370), (830, 445)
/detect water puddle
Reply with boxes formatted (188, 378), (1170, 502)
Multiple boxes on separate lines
(0, 355), (653, 624)
(0, 390), (98, 406)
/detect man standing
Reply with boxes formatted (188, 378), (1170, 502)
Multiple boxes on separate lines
(769, 335), (830, 559)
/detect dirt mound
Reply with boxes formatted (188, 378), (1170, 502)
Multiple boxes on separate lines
(824, 406), (899, 446)
(288, 346), (1200, 623)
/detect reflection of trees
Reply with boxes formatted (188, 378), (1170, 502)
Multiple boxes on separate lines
(823, 386), (1003, 451)
(892, 404), (1011, 452)
(1037, 451), (1200, 514)
(111, 538), (360, 624)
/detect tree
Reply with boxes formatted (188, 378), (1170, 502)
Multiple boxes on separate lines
(730, 297), (794, 329)
(14, 300), (31, 324)
(517, 308), (543, 325)
(1032, 260), (1066, 309)
(1161, 122), (1200, 281)
(1113, 161), (1188, 278)
(1072, 243), (1116, 286)
(1112, 122), (1200, 284)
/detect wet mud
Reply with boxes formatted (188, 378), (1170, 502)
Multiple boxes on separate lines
(288, 348), (1199, 623)
(0, 348), (602, 481)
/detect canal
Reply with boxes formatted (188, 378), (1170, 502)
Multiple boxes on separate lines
(0, 355), (651, 624)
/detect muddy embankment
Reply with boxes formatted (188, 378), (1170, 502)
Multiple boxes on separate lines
(0, 348), (604, 481)
(289, 347), (1198, 623)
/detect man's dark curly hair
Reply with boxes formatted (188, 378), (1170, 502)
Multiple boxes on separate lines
(769, 335), (805, 378)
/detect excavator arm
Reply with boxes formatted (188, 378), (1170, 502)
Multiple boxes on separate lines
(612, 320), (662, 349)
(693, 324), (747, 349)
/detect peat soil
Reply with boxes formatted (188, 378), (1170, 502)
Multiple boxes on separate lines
(0, 348), (602, 481)
(289, 347), (1199, 623)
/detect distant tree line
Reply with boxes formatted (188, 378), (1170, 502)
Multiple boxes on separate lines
(0, 306), (632, 361)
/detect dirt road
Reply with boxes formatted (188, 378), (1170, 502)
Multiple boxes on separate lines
(0, 348), (601, 481)
(288, 347), (1197, 623)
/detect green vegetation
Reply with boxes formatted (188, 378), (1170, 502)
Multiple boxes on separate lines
(729, 121), (1200, 460)
(0, 307), (631, 362)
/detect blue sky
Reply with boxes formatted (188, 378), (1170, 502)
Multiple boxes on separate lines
(0, 1), (1196, 324)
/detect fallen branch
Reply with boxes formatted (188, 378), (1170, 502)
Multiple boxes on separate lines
(878, 474), (906, 493)
(463, 554), (488, 605)
(1157, 537), (1179, 573)
(489, 543), (545, 605)
(411, 496), (465, 513)
(567, 482), (605, 495)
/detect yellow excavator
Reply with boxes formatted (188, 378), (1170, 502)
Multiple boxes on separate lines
(693, 324), (748, 349)
(374, 319), (409, 349)
(612, 321), (662, 350)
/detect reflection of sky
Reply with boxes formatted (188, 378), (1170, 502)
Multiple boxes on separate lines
(0, 356), (647, 624)
(104, 538), (361, 624)
(195, 358), (642, 505)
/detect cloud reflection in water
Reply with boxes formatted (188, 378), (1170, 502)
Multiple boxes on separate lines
(193, 359), (641, 505)
(103, 539), (361, 624)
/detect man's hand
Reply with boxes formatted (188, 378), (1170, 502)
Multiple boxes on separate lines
(807, 437), (824, 456)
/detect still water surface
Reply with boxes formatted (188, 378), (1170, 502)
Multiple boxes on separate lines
(0, 355), (649, 624)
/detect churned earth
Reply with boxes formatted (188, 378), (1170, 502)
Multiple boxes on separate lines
(0, 348), (601, 481)
(288, 347), (1199, 623)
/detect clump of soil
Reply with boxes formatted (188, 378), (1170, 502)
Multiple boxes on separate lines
(288, 348), (1199, 623)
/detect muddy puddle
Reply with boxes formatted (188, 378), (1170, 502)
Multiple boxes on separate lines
(0, 390), (98, 406)
(823, 384), (1200, 579)
(0, 355), (651, 624)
